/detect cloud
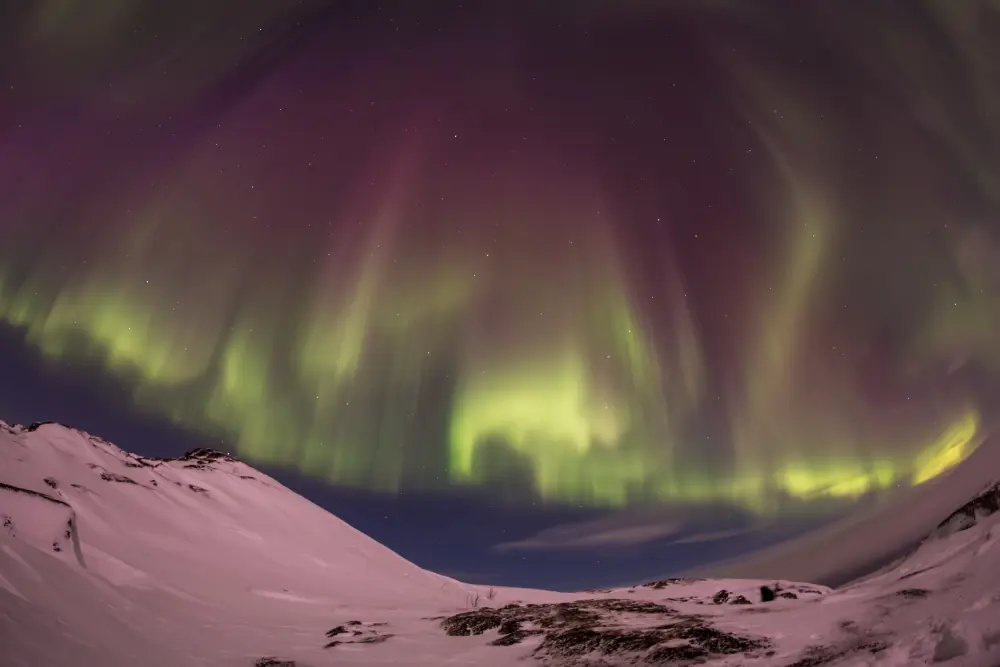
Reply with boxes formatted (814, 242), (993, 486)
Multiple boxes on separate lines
(494, 514), (683, 551)
(493, 502), (766, 552)
(667, 526), (761, 545)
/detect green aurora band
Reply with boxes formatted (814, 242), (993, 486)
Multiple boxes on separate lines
(1, 0), (999, 512)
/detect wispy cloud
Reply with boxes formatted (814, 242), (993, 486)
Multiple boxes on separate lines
(493, 514), (683, 551)
(492, 501), (765, 552)
(668, 526), (760, 545)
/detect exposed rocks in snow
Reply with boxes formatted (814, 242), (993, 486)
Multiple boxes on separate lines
(100, 471), (138, 484)
(182, 448), (238, 462)
(323, 621), (393, 648)
(440, 599), (770, 664)
(188, 484), (209, 494)
(783, 640), (890, 667)
(42, 477), (57, 489)
(895, 587), (930, 599)
(641, 577), (705, 589)
(712, 589), (730, 604)
(171, 448), (241, 471)
(253, 658), (296, 667)
(25, 421), (58, 432)
(0, 481), (72, 507)
(535, 613), (769, 664)
(0, 481), (87, 568)
(934, 481), (1000, 536)
(442, 608), (503, 636)
(730, 594), (752, 605)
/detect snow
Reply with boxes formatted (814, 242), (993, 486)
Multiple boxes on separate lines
(1, 419), (1000, 667)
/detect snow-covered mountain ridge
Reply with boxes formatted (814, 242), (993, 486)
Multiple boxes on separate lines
(2, 420), (1000, 667)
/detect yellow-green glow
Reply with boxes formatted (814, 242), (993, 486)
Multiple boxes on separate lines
(912, 410), (981, 485)
(450, 346), (628, 479)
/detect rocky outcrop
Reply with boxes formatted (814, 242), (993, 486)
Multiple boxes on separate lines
(440, 599), (770, 664)
(934, 481), (1000, 536)
(253, 658), (296, 667)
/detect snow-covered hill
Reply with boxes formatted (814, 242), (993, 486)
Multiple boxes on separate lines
(1, 421), (999, 667)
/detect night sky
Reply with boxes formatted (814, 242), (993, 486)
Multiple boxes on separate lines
(2, 0), (1000, 591)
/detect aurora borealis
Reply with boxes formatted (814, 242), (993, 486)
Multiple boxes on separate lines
(2, 1), (999, 517)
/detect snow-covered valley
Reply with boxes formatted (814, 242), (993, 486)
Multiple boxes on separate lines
(2, 420), (1000, 667)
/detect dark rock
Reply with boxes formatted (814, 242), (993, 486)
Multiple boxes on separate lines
(0, 481), (73, 508)
(491, 629), (543, 646)
(181, 448), (236, 462)
(498, 619), (521, 635)
(647, 643), (709, 662)
(358, 634), (392, 644)
(898, 566), (935, 581)
(100, 472), (137, 484)
(780, 592), (799, 599)
(784, 640), (889, 667)
(346, 620), (362, 625)
(254, 659), (295, 667)
(588, 598), (677, 614)
(188, 484), (208, 493)
(642, 577), (705, 589)
(713, 589), (731, 604)
(536, 616), (768, 661)
(539, 627), (663, 657)
(684, 624), (766, 653)
(441, 596), (769, 662)
(936, 481), (1000, 535)
(896, 588), (930, 599)
(761, 585), (776, 602)
(26, 421), (58, 432)
(858, 641), (890, 653)
(325, 626), (348, 637)
(730, 595), (752, 605)
(43, 477), (58, 489)
(441, 609), (503, 636)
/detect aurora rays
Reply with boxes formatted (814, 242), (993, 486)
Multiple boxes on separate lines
(1, 0), (999, 515)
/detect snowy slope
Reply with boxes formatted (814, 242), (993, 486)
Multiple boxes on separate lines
(1, 421), (999, 667)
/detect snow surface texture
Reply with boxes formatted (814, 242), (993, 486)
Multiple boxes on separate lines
(2, 420), (1000, 667)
